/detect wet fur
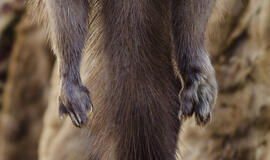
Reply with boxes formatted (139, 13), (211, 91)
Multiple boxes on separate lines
(29, 0), (217, 159)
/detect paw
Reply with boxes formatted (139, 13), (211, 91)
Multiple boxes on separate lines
(179, 67), (217, 125)
(59, 81), (92, 127)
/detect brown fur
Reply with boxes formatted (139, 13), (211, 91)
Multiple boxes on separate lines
(29, 0), (217, 159)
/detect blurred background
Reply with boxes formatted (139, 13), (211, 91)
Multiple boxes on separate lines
(0, 0), (270, 160)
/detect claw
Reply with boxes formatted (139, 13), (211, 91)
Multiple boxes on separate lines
(76, 112), (82, 125)
(69, 111), (80, 127)
(195, 112), (211, 125)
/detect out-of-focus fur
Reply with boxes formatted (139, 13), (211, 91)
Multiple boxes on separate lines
(0, 10), (54, 160)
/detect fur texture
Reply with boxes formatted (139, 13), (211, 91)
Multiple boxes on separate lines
(171, 0), (217, 124)
(29, 0), (217, 159)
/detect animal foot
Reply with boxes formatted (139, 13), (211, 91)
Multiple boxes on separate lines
(59, 80), (92, 127)
(179, 66), (217, 125)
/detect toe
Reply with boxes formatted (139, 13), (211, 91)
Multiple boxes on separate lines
(179, 87), (198, 117)
(194, 92), (212, 125)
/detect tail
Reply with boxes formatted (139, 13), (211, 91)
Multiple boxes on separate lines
(87, 0), (181, 159)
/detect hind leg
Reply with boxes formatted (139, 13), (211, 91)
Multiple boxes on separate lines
(171, 0), (217, 125)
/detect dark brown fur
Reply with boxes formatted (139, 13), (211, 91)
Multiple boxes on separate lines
(29, 0), (217, 159)
(171, 0), (217, 124)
